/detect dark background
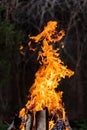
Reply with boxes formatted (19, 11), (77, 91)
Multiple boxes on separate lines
(0, 0), (87, 123)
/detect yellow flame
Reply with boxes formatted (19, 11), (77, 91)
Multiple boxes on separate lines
(49, 120), (55, 130)
(19, 108), (25, 118)
(19, 21), (74, 130)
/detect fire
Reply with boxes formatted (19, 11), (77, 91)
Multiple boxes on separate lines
(19, 21), (74, 130)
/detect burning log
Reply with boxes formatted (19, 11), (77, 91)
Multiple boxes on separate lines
(65, 117), (72, 130)
(36, 108), (48, 130)
(19, 108), (48, 130)
(25, 111), (33, 130)
(50, 109), (65, 130)
(52, 119), (65, 130)
(19, 108), (34, 130)
(49, 109), (72, 130)
(50, 116), (72, 130)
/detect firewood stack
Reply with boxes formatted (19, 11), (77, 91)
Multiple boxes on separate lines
(52, 118), (72, 130)
(7, 108), (72, 130)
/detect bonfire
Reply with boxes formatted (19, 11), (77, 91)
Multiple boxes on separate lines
(8, 21), (74, 130)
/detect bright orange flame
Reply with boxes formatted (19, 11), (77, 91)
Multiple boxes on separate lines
(19, 21), (74, 130)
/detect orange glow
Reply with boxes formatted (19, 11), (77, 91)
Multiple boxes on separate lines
(19, 21), (74, 130)
(19, 108), (25, 118)
(19, 45), (24, 50)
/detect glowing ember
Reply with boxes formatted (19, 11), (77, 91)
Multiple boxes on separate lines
(19, 21), (74, 130)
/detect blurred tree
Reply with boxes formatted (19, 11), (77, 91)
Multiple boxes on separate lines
(0, 3), (25, 122)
